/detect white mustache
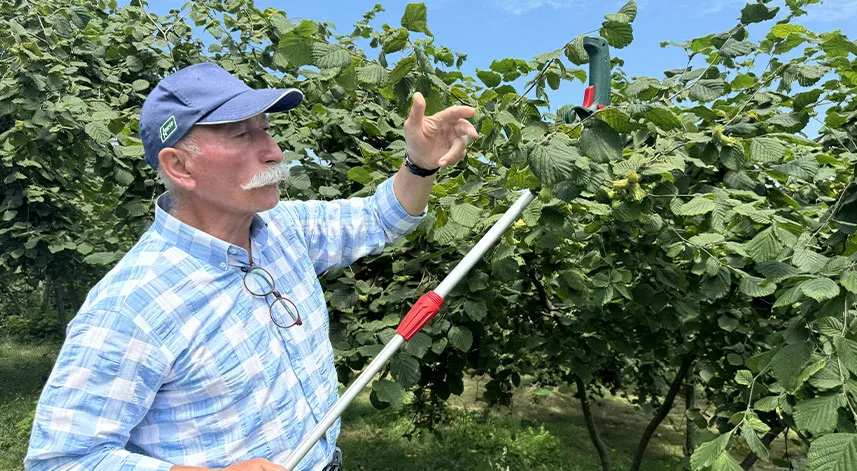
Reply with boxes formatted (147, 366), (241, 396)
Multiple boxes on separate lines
(241, 163), (290, 190)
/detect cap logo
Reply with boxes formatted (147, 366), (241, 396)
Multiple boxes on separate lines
(160, 115), (177, 143)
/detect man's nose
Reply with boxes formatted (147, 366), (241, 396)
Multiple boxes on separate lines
(262, 132), (283, 164)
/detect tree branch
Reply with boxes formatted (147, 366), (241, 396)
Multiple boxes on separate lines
(629, 351), (696, 471)
(574, 374), (612, 471)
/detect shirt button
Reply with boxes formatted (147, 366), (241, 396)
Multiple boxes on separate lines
(220, 262), (227, 268)
(228, 248), (236, 254)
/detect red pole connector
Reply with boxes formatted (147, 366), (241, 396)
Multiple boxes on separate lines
(396, 291), (444, 340)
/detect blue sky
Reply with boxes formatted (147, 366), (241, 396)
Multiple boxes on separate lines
(148, 0), (855, 127)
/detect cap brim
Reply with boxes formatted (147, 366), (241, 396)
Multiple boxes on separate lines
(197, 88), (303, 125)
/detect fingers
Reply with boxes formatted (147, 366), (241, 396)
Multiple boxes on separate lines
(438, 136), (468, 167)
(431, 105), (475, 124)
(405, 92), (426, 130)
(453, 118), (479, 140)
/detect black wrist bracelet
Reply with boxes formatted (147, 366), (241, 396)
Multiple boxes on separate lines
(403, 152), (439, 177)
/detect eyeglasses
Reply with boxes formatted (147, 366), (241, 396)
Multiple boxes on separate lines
(240, 264), (302, 329)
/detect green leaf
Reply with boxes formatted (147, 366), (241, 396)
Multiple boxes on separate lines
(389, 54), (416, 84)
(404, 332), (432, 358)
(793, 249), (829, 274)
(675, 197), (716, 216)
(476, 69), (501, 88)
(744, 228), (783, 262)
(740, 3), (779, 24)
(76, 242), (94, 255)
(819, 317), (844, 338)
(719, 38), (755, 58)
(835, 335), (857, 376)
(347, 166), (373, 184)
(771, 342), (813, 392)
(357, 63), (389, 87)
(690, 233), (724, 246)
(701, 269), (732, 300)
(372, 379), (404, 407)
(807, 434), (857, 471)
(842, 271), (857, 294)
(794, 394), (844, 434)
(772, 156), (819, 180)
(595, 108), (635, 133)
(448, 325), (473, 351)
(390, 354), (421, 388)
(564, 36), (587, 65)
(810, 362), (845, 390)
(312, 43), (351, 69)
(711, 451), (742, 471)
(464, 300), (488, 322)
(689, 79), (726, 102)
(83, 252), (118, 265)
(742, 423), (770, 462)
(579, 121), (623, 163)
(754, 396), (779, 412)
(771, 24), (806, 39)
(749, 137), (787, 163)
(600, 20), (633, 48)
(382, 28), (410, 54)
(740, 275), (777, 297)
(691, 431), (733, 471)
(131, 79), (149, 91)
(401, 3), (432, 35)
(768, 112), (809, 132)
(735, 369), (753, 385)
(84, 122), (111, 144)
(278, 35), (315, 67)
(529, 136), (579, 185)
(793, 89), (823, 110)
(449, 203), (481, 228)
(755, 261), (800, 282)
(643, 107), (682, 131)
(731, 73), (755, 89)
(618, 0), (638, 21)
(799, 278), (840, 302)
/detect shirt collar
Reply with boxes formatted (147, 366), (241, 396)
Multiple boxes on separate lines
(152, 192), (270, 270)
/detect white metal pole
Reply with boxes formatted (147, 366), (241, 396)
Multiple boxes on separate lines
(283, 189), (535, 470)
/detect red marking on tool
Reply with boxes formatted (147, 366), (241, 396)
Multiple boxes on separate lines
(396, 291), (444, 341)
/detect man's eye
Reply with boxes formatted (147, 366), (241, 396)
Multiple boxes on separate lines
(235, 132), (247, 139)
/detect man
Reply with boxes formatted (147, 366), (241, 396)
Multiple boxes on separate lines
(25, 62), (478, 471)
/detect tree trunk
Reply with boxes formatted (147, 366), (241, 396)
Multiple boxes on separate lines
(574, 374), (612, 471)
(629, 352), (695, 471)
(684, 365), (696, 458)
(740, 423), (785, 470)
(68, 280), (81, 312)
(54, 282), (67, 338)
(41, 278), (51, 314)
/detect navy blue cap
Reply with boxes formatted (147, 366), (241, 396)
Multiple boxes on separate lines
(140, 62), (303, 169)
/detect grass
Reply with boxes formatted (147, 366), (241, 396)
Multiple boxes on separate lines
(0, 340), (60, 471)
(1, 337), (801, 470)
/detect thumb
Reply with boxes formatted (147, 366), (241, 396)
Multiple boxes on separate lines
(406, 92), (426, 129)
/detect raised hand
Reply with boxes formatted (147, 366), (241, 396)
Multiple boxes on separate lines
(403, 92), (479, 170)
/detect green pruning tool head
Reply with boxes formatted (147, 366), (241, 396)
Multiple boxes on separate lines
(565, 36), (612, 123)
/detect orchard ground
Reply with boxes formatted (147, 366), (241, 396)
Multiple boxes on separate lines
(0, 338), (804, 471)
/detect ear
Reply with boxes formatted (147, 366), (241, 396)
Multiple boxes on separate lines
(158, 146), (197, 191)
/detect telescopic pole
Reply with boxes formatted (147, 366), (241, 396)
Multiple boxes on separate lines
(283, 189), (536, 470)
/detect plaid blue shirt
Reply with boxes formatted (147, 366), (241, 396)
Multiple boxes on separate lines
(25, 176), (423, 471)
